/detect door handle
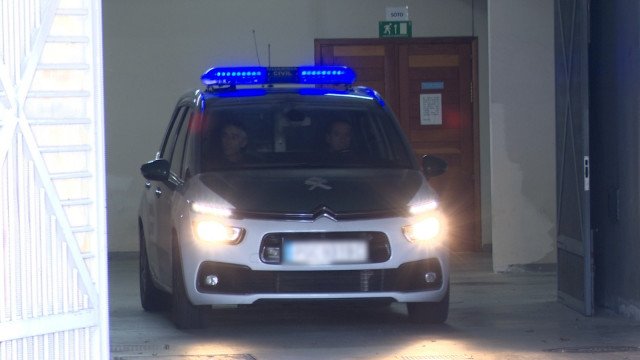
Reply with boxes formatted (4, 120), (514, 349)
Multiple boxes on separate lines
(155, 188), (162, 198)
(145, 181), (151, 189)
(584, 156), (590, 191)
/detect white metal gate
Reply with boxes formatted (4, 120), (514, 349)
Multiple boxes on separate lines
(0, 0), (109, 358)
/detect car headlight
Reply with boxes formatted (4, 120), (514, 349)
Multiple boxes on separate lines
(191, 202), (233, 217)
(193, 219), (245, 244)
(402, 215), (445, 244)
(409, 200), (439, 214)
(190, 202), (244, 243)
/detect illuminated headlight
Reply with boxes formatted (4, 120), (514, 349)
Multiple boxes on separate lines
(193, 220), (244, 244)
(409, 200), (439, 215)
(402, 216), (443, 244)
(191, 202), (232, 217)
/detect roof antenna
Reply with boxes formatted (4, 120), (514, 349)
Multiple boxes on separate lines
(252, 29), (261, 66)
(268, 44), (271, 68)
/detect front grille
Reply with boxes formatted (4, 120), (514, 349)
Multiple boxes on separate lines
(196, 258), (443, 294)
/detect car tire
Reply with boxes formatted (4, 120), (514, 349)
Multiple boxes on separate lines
(171, 238), (210, 329)
(139, 226), (170, 312)
(406, 286), (450, 324)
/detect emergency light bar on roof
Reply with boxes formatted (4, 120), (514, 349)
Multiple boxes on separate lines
(201, 66), (356, 86)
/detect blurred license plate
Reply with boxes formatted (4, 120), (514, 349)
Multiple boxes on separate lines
(283, 240), (368, 265)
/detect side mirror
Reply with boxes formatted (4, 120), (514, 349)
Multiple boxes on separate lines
(140, 159), (170, 181)
(422, 155), (447, 178)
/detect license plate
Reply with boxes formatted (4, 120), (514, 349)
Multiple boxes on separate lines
(283, 240), (369, 265)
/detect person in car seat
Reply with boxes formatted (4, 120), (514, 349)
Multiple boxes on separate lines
(219, 121), (249, 163)
(326, 120), (352, 152)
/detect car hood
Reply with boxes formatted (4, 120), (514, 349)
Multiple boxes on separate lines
(190, 168), (434, 219)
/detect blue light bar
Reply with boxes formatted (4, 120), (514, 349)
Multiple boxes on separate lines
(201, 66), (356, 86)
(201, 67), (266, 86)
(298, 66), (356, 84)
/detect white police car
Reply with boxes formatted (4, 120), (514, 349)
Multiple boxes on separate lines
(138, 66), (449, 329)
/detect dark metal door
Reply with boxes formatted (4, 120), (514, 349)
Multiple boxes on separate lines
(555, 0), (593, 315)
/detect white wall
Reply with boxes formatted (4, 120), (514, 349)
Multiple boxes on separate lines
(488, 0), (557, 271)
(103, 0), (486, 252)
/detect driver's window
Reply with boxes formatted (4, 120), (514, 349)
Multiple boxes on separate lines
(159, 107), (187, 160)
(169, 107), (191, 178)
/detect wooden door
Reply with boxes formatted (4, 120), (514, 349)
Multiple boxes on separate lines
(315, 41), (399, 111)
(315, 38), (480, 251)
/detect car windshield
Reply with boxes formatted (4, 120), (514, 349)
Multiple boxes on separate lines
(193, 91), (415, 173)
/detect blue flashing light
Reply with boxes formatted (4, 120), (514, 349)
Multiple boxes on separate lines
(298, 66), (356, 84)
(201, 66), (356, 86)
(201, 67), (266, 86)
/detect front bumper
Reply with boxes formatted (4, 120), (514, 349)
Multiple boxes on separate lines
(179, 216), (449, 305)
(196, 258), (443, 294)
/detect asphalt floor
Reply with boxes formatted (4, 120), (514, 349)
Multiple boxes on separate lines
(108, 251), (640, 360)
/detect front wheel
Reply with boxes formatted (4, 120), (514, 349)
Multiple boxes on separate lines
(406, 287), (450, 324)
(171, 239), (210, 329)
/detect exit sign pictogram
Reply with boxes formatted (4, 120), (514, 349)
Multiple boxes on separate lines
(379, 21), (412, 38)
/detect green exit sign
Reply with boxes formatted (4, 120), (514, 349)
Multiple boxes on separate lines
(379, 21), (412, 38)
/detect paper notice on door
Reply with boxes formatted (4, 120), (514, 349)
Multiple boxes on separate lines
(420, 93), (442, 125)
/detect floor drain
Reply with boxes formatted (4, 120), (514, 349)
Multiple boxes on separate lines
(545, 345), (640, 353)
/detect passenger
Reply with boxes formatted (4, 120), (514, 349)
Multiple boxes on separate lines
(325, 120), (352, 152)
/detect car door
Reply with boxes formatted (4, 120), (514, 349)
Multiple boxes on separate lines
(147, 104), (192, 285)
